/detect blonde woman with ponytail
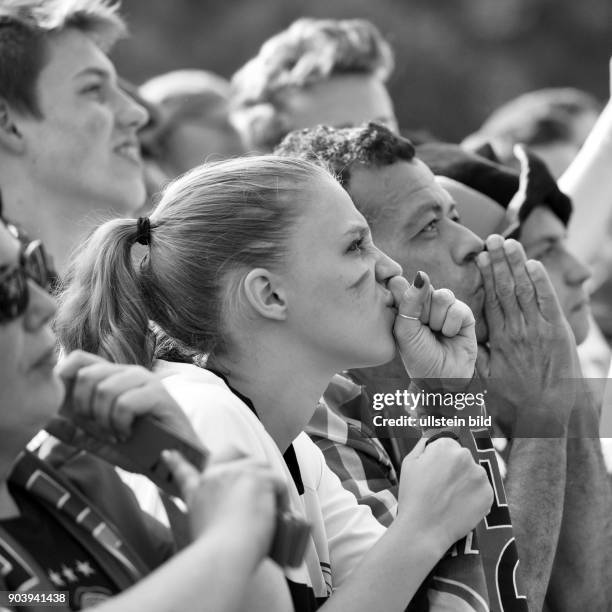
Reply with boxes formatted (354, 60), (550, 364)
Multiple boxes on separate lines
(57, 156), (493, 612)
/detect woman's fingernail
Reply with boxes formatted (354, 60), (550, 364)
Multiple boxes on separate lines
(413, 271), (425, 289)
(476, 252), (490, 268)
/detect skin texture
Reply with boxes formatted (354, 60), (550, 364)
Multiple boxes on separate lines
(435, 176), (507, 240)
(519, 206), (591, 344)
(279, 73), (399, 134)
(0, 28), (148, 273)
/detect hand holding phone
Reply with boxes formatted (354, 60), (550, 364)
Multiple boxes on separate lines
(48, 351), (311, 567)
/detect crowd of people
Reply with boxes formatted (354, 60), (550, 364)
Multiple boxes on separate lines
(1, 1), (611, 610)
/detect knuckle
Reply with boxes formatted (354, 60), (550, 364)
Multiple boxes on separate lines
(515, 283), (535, 300)
(431, 437), (460, 453)
(434, 288), (455, 303)
(74, 367), (90, 386)
(113, 394), (130, 412)
(458, 447), (474, 465)
(93, 381), (113, 403)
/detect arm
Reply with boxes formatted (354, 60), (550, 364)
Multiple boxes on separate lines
(546, 389), (612, 610)
(476, 236), (577, 610)
(93, 532), (291, 612)
(504, 437), (566, 609)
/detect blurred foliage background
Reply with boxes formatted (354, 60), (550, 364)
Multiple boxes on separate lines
(114, 0), (612, 142)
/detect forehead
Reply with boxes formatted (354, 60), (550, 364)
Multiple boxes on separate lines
(519, 206), (565, 247)
(281, 73), (396, 131)
(293, 172), (366, 238)
(36, 28), (115, 99)
(349, 159), (452, 220)
(436, 176), (506, 238)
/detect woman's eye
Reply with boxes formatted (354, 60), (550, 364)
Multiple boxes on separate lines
(347, 238), (364, 253)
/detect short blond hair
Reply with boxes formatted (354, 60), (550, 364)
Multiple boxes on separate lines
(231, 18), (394, 151)
(0, 0), (126, 116)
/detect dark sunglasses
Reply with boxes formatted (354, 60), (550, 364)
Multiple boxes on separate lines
(0, 240), (54, 324)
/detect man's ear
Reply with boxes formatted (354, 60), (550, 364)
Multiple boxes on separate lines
(0, 100), (26, 155)
(243, 268), (288, 321)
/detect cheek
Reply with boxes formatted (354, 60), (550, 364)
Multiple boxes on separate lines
(393, 243), (448, 286)
(55, 108), (112, 154)
(539, 261), (569, 307)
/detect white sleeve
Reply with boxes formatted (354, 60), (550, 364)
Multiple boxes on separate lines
(297, 436), (386, 588)
(161, 375), (273, 465)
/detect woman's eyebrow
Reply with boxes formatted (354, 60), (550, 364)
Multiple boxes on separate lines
(342, 224), (370, 238)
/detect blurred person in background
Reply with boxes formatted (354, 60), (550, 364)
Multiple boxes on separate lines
(230, 18), (397, 152)
(0, 0), (148, 276)
(139, 69), (243, 181)
(462, 66), (612, 352)
(461, 87), (601, 179)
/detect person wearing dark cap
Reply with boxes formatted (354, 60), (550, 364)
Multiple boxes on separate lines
(0, 0), (148, 275)
(417, 141), (589, 346)
(275, 122), (612, 611)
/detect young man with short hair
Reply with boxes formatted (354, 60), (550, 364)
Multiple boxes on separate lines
(0, 0), (148, 274)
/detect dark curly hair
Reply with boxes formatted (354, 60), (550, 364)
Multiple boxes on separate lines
(274, 121), (415, 189)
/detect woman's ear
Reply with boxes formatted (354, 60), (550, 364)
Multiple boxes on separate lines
(243, 268), (288, 321)
(0, 100), (26, 155)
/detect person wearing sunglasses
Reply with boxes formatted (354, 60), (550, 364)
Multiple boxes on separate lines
(0, 217), (293, 611)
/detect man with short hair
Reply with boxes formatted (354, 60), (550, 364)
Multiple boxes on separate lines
(276, 122), (612, 610)
(0, 0), (148, 274)
(230, 18), (397, 151)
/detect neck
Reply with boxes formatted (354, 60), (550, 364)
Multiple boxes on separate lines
(1, 178), (121, 275)
(215, 336), (335, 453)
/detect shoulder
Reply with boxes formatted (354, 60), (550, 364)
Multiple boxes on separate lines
(153, 360), (281, 464)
